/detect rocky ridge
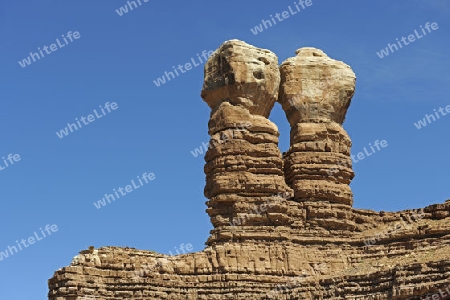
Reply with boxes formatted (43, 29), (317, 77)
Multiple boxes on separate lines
(48, 40), (450, 300)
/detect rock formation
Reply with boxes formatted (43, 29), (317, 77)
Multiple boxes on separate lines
(279, 47), (355, 207)
(48, 40), (450, 300)
(201, 40), (294, 244)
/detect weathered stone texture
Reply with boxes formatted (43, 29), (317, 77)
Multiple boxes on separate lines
(202, 41), (294, 244)
(280, 47), (356, 207)
(48, 40), (450, 300)
(201, 39), (280, 117)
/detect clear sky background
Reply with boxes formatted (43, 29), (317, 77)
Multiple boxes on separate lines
(0, 0), (449, 298)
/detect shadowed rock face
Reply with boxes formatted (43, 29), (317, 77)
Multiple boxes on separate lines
(201, 39), (280, 117)
(47, 40), (450, 300)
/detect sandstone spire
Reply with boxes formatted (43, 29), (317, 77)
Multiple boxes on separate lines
(201, 40), (293, 244)
(279, 47), (356, 206)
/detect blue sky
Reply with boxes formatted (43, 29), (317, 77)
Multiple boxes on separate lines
(0, 0), (449, 298)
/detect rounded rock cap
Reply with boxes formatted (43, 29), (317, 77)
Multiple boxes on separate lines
(279, 47), (356, 125)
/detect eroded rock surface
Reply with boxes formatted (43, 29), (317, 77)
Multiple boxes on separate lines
(202, 40), (293, 244)
(48, 40), (450, 300)
(201, 39), (280, 117)
(280, 47), (356, 207)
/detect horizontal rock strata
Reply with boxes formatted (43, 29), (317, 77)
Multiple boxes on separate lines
(48, 40), (450, 300)
(202, 40), (293, 244)
(48, 203), (450, 299)
(279, 47), (356, 207)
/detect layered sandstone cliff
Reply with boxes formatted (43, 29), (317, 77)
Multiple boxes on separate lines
(48, 40), (450, 300)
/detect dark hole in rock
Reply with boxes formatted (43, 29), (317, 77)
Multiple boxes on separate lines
(253, 70), (264, 80)
(258, 57), (270, 65)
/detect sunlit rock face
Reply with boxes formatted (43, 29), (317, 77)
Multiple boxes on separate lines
(47, 41), (450, 300)
(201, 40), (293, 244)
(279, 47), (356, 206)
(278, 47), (356, 126)
(201, 39), (280, 117)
